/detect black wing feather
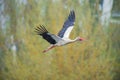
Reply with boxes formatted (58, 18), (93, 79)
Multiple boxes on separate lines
(35, 25), (57, 44)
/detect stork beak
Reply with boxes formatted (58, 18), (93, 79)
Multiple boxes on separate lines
(79, 38), (85, 41)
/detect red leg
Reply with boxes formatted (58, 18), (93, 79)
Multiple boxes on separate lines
(43, 45), (55, 53)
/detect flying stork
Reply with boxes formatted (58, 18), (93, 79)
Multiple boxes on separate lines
(35, 10), (85, 53)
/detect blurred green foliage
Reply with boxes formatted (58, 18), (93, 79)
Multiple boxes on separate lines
(0, 0), (120, 80)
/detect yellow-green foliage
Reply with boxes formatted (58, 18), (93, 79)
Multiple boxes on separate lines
(0, 0), (120, 80)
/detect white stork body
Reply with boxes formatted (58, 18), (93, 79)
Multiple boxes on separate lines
(56, 37), (79, 46)
(35, 10), (85, 53)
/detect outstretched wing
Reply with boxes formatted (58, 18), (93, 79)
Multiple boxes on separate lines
(58, 10), (75, 38)
(35, 25), (61, 44)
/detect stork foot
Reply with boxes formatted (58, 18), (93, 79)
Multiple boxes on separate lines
(42, 50), (47, 53)
(42, 45), (55, 53)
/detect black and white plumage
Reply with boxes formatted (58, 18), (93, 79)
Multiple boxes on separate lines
(35, 10), (85, 53)
(58, 10), (75, 38)
(35, 25), (62, 45)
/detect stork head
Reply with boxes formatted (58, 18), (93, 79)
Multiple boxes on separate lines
(76, 37), (85, 41)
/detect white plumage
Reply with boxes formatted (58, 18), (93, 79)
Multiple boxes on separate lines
(62, 26), (73, 38)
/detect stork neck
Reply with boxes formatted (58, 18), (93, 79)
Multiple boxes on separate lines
(70, 37), (79, 43)
(74, 37), (80, 41)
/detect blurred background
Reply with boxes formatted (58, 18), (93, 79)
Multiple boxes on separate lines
(0, 0), (120, 80)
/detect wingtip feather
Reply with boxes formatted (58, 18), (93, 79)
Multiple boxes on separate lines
(35, 25), (48, 35)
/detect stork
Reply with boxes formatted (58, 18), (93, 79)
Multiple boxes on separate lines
(35, 10), (85, 53)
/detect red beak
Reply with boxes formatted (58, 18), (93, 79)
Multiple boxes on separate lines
(79, 38), (85, 41)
